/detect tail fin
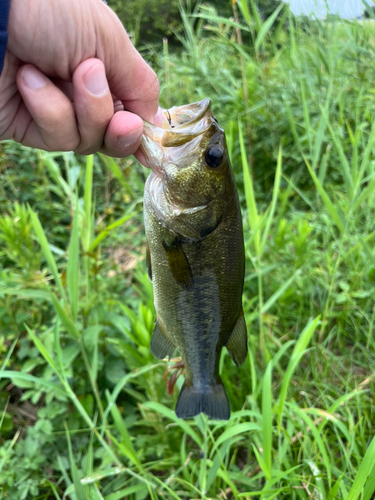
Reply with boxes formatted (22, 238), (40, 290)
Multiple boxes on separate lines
(175, 382), (230, 420)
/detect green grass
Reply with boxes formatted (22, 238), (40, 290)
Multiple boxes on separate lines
(1, 2), (375, 499)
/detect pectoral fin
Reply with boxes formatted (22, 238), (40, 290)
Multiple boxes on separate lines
(225, 309), (248, 367)
(162, 238), (193, 288)
(146, 241), (152, 282)
(150, 319), (176, 359)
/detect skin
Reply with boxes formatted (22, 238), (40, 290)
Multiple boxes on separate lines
(0, 0), (160, 157)
(142, 101), (245, 415)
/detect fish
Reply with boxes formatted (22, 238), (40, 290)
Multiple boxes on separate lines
(140, 98), (247, 420)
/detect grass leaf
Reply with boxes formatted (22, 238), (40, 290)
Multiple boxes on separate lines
(29, 208), (67, 302)
(67, 202), (80, 320)
(349, 436), (375, 500)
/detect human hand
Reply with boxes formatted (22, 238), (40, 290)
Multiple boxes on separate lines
(0, 0), (160, 157)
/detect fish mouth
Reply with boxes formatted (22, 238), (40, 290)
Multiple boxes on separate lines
(140, 98), (215, 172)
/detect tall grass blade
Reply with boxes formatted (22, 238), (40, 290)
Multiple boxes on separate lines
(255, 3), (283, 51)
(83, 155), (93, 252)
(260, 145), (282, 256)
(98, 153), (134, 195)
(67, 203), (80, 320)
(239, 118), (259, 252)
(105, 390), (140, 466)
(304, 156), (344, 233)
(25, 325), (59, 374)
(65, 422), (86, 500)
(262, 269), (299, 313)
(89, 210), (139, 252)
(210, 422), (261, 457)
(51, 293), (80, 339)
(320, 106), (353, 195)
(0, 371), (66, 396)
(143, 401), (203, 448)
(348, 436), (375, 500)
(327, 475), (344, 500)
(290, 403), (331, 484)
(262, 361), (273, 480)
(29, 208), (67, 302)
(277, 316), (320, 416)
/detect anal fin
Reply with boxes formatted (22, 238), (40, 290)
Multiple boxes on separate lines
(150, 319), (176, 359)
(225, 309), (248, 367)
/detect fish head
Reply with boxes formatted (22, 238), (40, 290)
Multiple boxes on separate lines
(141, 99), (235, 239)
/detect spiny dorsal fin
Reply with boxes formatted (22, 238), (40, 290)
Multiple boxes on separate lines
(162, 238), (193, 288)
(150, 319), (176, 360)
(225, 309), (248, 367)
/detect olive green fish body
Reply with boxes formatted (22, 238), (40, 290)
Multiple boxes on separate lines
(141, 99), (247, 420)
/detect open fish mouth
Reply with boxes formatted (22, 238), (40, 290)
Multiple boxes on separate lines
(140, 98), (215, 171)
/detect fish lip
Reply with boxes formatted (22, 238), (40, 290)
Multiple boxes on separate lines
(140, 98), (213, 172)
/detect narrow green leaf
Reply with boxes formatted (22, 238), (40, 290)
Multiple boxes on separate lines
(238, 118), (259, 252)
(327, 475), (344, 500)
(237, 0), (252, 26)
(348, 436), (375, 500)
(255, 3), (283, 51)
(25, 325), (59, 374)
(105, 390), (140, 466)
(29, 208), (67, 302)
(51, 293), (80, 339)
(65, 422), (86, 500)
(260, 145), (282, 256)
(262, 269), (299, 314)
(84, 155), (94, 252)
(142, 401), (203, 448)
(290, 403), (331, 484)
(0, 288), (51, 300)
(300, 77), (312, 155)
(304, 156), (344, 232)
(98, 153), (133, 195)
(0, 370), (66, 397)
(277, 316), (320, 415)
(248, 0), (263, 31)
(320, 106), (353, 195)
(352, 177), (375, 213)
(210, 423), (261, 458)
(262, 361), (273, 481)
(89, 211), (139, 252)
(67, 204), (80, 320)
(363, 462), (375, 500)
(191, 13), (250, 31)
(105, 485), (147, 500)
(358, 118), (375, 184)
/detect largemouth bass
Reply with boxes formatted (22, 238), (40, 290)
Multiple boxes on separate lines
(141, 99), (247, 420)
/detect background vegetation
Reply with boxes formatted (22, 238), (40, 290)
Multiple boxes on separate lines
(1, 1), (375, 499)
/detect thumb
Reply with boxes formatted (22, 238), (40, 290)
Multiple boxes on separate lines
(97, 4), (159, 123)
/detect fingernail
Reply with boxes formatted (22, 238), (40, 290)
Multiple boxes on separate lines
(118, 127), (143, 148)
(84, 64), (109, 97)
(22, 66), (48, 90)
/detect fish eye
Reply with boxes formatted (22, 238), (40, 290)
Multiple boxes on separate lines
(205, 146), (224, 168)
